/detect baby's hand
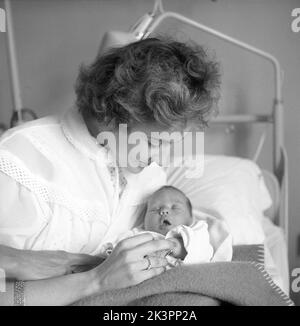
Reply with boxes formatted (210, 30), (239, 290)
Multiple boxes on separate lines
(168, 237), (187, 260)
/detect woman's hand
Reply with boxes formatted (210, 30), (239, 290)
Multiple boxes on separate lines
(89, 233), (176, 294)
(0, 245), (103, 281)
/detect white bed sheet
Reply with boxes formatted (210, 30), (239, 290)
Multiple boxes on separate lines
(262, 216), (289, 294)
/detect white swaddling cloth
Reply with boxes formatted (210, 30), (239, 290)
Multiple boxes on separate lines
(100, 217), (233, 267)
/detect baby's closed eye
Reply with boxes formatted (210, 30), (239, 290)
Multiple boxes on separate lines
(172, 204), (183, 210)
(149, 208), (159, 213)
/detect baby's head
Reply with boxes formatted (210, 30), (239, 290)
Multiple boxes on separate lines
(143, 185), (193, 235)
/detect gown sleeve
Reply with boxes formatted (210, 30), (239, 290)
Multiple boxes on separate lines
(0, 171), (49, 250)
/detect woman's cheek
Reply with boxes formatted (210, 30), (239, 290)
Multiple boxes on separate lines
(127, 142), (150, 168)
(151, 144), (172, 167)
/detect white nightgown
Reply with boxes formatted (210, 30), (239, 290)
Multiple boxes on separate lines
(0, 106), (166, 254)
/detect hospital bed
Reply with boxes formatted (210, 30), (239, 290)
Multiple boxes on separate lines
(3, 0), (290, 295)
(136, 0), (289, 294)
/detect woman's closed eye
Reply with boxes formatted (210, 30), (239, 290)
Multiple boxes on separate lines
(148, 138), (163, 147)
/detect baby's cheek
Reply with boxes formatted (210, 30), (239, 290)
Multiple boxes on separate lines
(144, 213), (157, 230)
(173, 214), (187, 225)
(171, 216), (190, 229)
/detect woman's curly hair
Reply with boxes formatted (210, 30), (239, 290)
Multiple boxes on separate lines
(75, 37), (221, 130)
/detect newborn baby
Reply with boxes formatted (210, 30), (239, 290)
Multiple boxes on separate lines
(101, 185), (232, 267)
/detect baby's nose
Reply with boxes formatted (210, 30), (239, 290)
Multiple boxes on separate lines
(159, 207), (169, 216)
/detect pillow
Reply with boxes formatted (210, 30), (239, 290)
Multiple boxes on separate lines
(166, 155), (272, 245)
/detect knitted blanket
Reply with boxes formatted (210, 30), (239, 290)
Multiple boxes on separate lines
(75, 245), (294, 306)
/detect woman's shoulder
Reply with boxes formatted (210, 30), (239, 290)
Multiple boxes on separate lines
(0, 114), (61, 146)
(0, 113), (69, 181)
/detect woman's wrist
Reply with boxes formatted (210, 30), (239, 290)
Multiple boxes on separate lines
(0, 245), (20, 280)
(1, 247), (39, 281)
(84, 268), (105, 298)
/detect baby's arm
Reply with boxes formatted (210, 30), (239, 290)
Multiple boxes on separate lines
(167, 236), (187, 260)
(166, 221), (214, 264)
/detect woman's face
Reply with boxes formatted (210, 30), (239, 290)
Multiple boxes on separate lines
(114, 122), (185, 174)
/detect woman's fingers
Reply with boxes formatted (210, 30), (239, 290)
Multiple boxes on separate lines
(129, 239), (175, 260)
(114, 233), (155, 255)
(131, 256), (168, 272)
(122, 260), (167, 288)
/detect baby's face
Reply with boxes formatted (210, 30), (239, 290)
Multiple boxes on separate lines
(144, 188), (192, 235)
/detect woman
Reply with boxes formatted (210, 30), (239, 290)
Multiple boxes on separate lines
(0, 37), (220, 305)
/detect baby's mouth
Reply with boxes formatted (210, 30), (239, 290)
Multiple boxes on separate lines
(160, 217), (172, 229)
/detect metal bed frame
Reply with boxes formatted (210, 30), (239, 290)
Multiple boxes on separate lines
(4, 0), (288, 242)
